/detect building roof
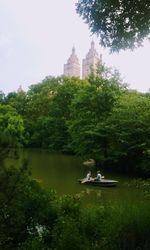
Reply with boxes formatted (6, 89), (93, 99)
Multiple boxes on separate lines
(67, 47), (79, 64)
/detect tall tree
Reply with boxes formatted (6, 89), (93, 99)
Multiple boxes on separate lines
(76, 0), (150, 51)
(40, 77), (87, 151)
(106, 91), (150, 175)
(0, 104), (24, 147)
(0, 104), (25, 161)
(68, 68), (124, 165)
(24, 77), (59, 147)
(5, 91), (27, 116)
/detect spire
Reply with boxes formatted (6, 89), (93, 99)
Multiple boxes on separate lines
(100, 54), (102, 63)
(72, 46), (75, 54)
(82, 41), (101, 79)
(17, 85), (24, 93)
(67, 46), (79, 64)
(64, 46), (80, 77)
(91, 40), (95, 49)
(86, 40), (98, 58)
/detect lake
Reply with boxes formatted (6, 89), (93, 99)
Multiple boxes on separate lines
(16, 149), (146, 206)
(5, 149), (145, 206)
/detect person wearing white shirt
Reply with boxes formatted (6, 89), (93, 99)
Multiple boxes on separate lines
(86, 171), (91, 181)
(95, 171), (102, 181)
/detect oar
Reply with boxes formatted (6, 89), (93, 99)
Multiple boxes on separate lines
(81, 177), (94, 183)
(81, 178), (87, 184)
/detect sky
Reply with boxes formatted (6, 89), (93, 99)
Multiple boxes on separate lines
(0, 0), (149, 94)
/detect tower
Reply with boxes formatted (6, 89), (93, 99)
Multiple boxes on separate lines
(82, 41), (101, 79)
(64, 47), (80, 77)
(17, 85), (24, 93)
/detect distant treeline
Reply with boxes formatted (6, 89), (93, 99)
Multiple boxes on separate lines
(1, 66), (150, 176)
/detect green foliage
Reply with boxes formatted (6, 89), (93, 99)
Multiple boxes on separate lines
(23, 77), (60, 148)
(24, 76), (87, 151)
(57, 194), (81, 218)
(5, 91), (27, 116)
(52, 217), (84, 250)
(0, 104), (24, 149)
(52, 201), (150, 250)
(2, 70), (150, 176)
(0, 162), (58, 250)
(68, 68), (124, 165)
(76, 0), (150, 51)
(0, 91), (5, 103)
(1, 159), (150, 249)
(51, 195), (83, 249)
(106, 92), (150, 175)
(47, 77), (87, 152)
(80, 206), (108, 249)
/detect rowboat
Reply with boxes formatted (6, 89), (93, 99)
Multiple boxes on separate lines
(79, 178), (118, 187)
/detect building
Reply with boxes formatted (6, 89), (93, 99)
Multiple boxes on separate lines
(17, 85), (24, 93)
(64, 47), (80, 77)
(63, 42), (102, 79)
(82, 41), (101, 79)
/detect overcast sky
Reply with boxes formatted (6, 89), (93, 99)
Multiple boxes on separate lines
(0, 0), (150, 94)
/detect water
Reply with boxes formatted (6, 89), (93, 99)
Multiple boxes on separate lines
(4, 149), (145, 205)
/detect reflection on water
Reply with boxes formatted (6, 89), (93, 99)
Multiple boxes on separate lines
(4, 149), (145, 206)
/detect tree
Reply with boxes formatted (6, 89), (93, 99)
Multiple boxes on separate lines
(24, 77), (59, 147)
(106, 91), (150, 175)
(76, 0), (150, 51)
(0, 162), (58, 250)
(0, 104), (24, 150)
(0, 91), (5, 103)
(5, 91), (27, 116)
(68, 69), (124, 165)
(47, 77), (87, 152)
(25, 76), (87, 151)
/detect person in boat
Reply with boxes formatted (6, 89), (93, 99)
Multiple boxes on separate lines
(94, 171), (102, 181)
(86, 171), (91, 181)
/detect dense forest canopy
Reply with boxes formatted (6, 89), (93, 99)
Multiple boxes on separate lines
(1, 67), (150, 249)
(1, 66), (150, 176)
(76, 0), (150, 52)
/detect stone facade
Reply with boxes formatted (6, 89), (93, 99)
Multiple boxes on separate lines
(82, 41), (101, 79)
(64, 47), (80, 77)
